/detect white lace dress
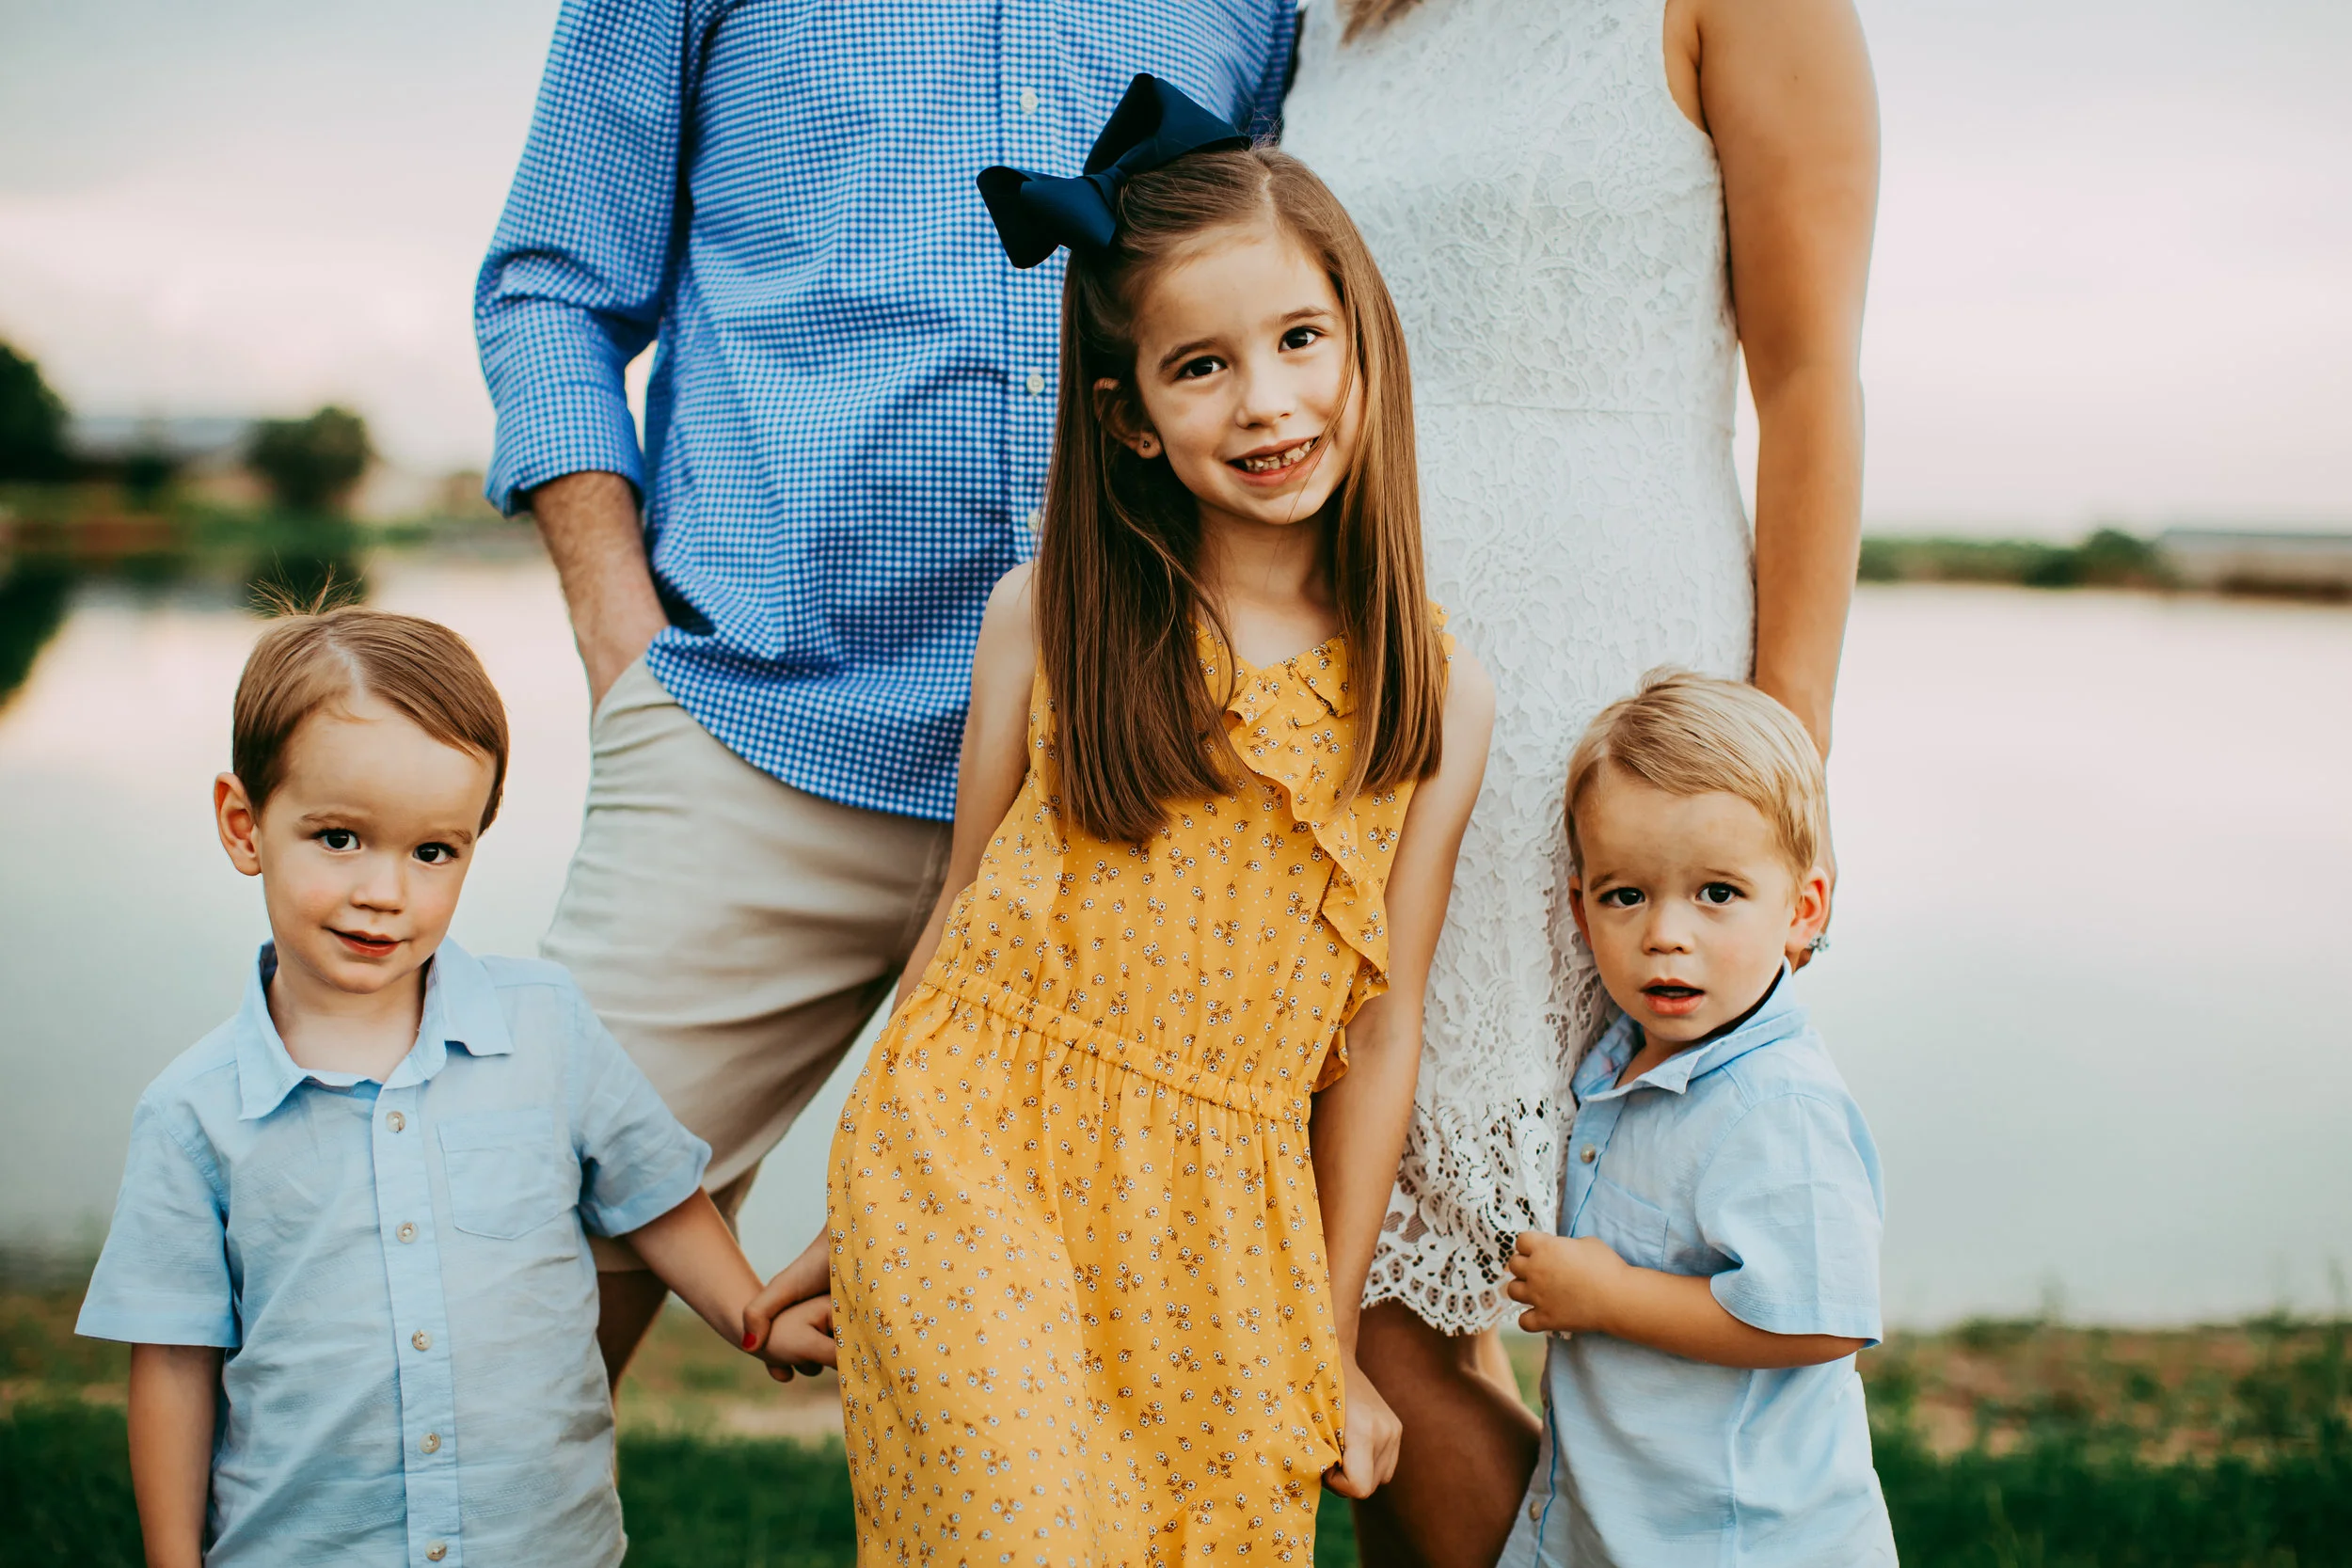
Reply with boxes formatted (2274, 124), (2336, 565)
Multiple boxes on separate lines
(1284, 0), (1756, 1333)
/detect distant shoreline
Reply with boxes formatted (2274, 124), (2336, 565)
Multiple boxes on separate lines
(1861, 527), (2352, 601)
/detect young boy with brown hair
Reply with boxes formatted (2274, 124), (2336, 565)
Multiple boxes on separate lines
(76, 607), (823, 1568)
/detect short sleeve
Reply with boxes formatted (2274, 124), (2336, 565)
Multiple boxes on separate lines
(564, 986), (709, 1237)
(76, 1097), (237, 1347)
(1693, 1092), (1883, 1344)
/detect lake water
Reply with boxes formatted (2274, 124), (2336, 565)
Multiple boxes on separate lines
(3, 555), (2346, 1326)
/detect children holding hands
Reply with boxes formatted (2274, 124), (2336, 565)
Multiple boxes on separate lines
(1500, 672), (1894, 1566)
(77, 609), (823, 1568)
(82, 76), (1891, 1568)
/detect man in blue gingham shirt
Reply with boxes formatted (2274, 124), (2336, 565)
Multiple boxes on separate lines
(475, 0), (1295, 1382)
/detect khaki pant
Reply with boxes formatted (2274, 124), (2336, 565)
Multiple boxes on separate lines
(544, 659), (952, 1271)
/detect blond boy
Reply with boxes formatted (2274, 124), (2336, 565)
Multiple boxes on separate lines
(1499, 671), (1894, 1567)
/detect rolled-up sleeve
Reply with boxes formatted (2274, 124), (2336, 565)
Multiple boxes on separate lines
(76, 1096), (236, 1348)
(1694, 1092), (1884, 1344)
(474, 0), (695, 515)
(564, 986), (709, 1238)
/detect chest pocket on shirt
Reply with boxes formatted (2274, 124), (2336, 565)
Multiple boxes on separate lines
(438, 1109), (575, 1240)
(1579, 1173), (1672, 1273)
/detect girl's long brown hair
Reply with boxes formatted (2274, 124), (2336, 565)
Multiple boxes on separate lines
(1037, 147), (1444, 844)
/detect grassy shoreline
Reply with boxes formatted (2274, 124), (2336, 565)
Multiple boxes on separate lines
(8, 1287), (2347, 1566)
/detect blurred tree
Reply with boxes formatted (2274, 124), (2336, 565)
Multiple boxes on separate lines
(0, 341), (72, 482)
(247, 405), (373, 514)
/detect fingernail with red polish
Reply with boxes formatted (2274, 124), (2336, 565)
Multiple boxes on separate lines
(742, 1331), (759, 1350)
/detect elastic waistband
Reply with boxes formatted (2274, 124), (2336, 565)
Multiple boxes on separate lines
(914, 967), (1312, 1120)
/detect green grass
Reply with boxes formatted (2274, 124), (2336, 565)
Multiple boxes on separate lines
(8, 1292), (2350, 1566)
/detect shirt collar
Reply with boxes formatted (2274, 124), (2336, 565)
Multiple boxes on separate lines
(1574, 966), (1805, 1103)
(233, 938), (513, 1120)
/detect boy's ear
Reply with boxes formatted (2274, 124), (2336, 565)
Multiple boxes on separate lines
(1788, 863), (1832, 949)
(215, 773), (263, 878)
(1091, 377), (1158, 458)
(1566, 872), (1593, 947)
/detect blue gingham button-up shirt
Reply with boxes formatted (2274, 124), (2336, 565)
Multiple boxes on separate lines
(1501, 974), (1897, 1567)
(77, 942), (709, 1568)
(476, 0), (1297, 821)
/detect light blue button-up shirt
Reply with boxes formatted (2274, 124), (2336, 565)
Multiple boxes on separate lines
(1500, 974), (1897, 1568)
(78, 942), (709, 1568)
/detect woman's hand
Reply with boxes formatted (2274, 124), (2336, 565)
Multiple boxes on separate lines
(1323, 1354), (1404, 1499)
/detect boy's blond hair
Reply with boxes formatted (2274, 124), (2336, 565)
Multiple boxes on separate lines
(1565, 669), (1826, 876)
(233, 606), (510, 830)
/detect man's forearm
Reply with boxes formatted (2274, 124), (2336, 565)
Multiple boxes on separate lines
(528, 469), (670, 706)
(1751, 365), (1864, 754)
(128, 1343), (220, 1568)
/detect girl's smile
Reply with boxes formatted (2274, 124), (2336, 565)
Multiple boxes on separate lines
(1232, 434), (1322, 479)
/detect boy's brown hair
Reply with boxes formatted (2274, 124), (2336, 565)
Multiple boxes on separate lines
(1565, 669), (1827, 878)
(232, 607), (510, 830)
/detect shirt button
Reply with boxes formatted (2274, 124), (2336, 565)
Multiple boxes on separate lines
(1580, 1146), (1597, 1164)
(385, 1110), (405, 1132)
(396, 1221), (418, 1243)
(412, 1330), (432, 1352)
(1529, 1497), (1543, 1522)
(1025, 369), (1046, 396)
(426, 1544), (448, 1562)
(1019, 86), (1040, 113)
(421, 1432), (441, 1454)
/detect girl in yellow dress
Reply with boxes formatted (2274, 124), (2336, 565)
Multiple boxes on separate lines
(747, 77), (1494, 1565)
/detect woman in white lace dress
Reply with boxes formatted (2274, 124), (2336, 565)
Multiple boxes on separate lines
(1282, 0), (1878, 1560)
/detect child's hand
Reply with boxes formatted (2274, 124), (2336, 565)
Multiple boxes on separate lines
(1322, 1354), (1402, 1500)
(1504, 1230), (1630, 1336)
(754, 1294), (837, 1383)
(739, 1245), (834, 1382)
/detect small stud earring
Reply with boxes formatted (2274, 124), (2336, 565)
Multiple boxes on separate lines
(1136, 434), (1159, 457)
(1806, 933), (1831, 956)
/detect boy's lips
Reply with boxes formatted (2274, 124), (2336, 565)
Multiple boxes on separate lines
(332, 929), (401, 958)
(1641, 981), (1706, 1018)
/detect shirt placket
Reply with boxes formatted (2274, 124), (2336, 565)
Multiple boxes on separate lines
(1001, 1), (1061, 550)
(1561, 1097), (1626, 1231)
(373, 1086), (463, 1566)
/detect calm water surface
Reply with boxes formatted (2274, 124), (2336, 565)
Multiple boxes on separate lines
(3, 559), (2346, 1325)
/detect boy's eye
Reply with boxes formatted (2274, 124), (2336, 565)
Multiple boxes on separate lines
(1698, 882), (1741, 906)
(1279, 325), (1323, 351)
(414, 843), (458, 866)
(1597, 887), (1643, 909)
(318, 829), (358, 852)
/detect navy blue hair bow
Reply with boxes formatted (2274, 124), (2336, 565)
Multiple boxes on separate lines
(977, 73), (1249, 269)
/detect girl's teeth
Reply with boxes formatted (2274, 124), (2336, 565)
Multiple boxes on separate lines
(1240, 439), (1315, 473)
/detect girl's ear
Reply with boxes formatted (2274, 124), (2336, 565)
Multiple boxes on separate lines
(1091, 376), (1159, 458)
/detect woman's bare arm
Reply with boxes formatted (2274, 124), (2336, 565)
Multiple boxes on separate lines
(1311, 647), (1495, 1496)
(1684, 0), (1880, 752)
(128, 1343), (220, 1568)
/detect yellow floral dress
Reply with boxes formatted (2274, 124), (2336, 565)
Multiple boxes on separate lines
(828, 631), (1422, 1565)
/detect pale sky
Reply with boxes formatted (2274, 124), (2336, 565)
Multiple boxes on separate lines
(1, 0), (2345, 531)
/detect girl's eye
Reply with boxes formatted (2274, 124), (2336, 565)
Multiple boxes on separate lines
(1175, 356), (1222, 380)
(1279, 325), (1323, 351)
(1597, 887), (1643, 909)
(415, 843), (458, 866)
(319, 829), (358, 851)
(1698, 882), (1741, 906)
